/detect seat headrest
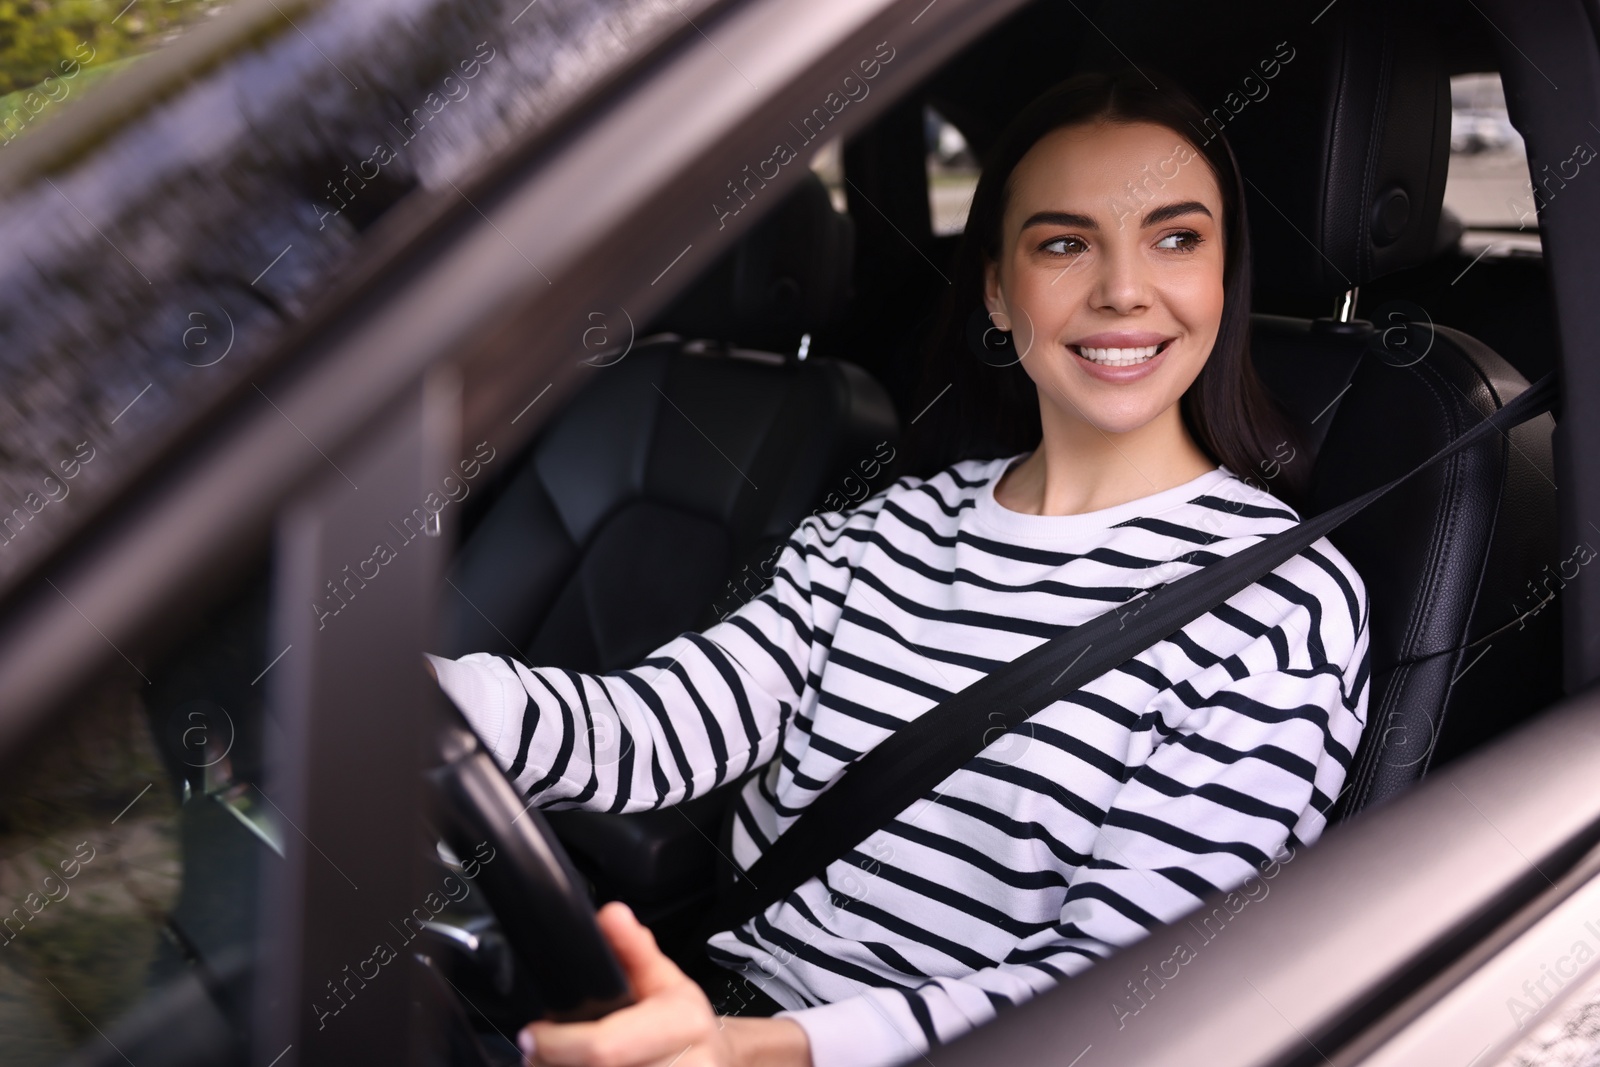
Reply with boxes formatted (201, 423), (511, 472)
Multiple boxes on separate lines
(649, 170), (854, 354)
(1076, 0), (1452, 302)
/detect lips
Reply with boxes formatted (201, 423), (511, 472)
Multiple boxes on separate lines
(1070, 331), (1173, 346)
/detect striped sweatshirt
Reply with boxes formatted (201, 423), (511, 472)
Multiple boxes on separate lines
(426, 454), (1371, 1067)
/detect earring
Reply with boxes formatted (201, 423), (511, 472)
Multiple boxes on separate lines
(969, 307), (1022, 367)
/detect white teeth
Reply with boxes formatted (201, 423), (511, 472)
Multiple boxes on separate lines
(1075, 344), (1162, 366)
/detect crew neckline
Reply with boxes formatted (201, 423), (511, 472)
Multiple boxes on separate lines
(972, 452), (1233, 541)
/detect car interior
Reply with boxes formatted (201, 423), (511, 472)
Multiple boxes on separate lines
(0, 0), (1575, 1063)
(430, 0), (1563, 987)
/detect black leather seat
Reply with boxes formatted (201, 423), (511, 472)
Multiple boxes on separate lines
(442, 173), (895, 669)
(1003, 0), (1558, 823)
(441, 172), (898, 917)
(1214, 3), (1563, 821)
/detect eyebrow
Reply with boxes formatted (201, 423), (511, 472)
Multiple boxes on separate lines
(1020, 200), (1214, 231)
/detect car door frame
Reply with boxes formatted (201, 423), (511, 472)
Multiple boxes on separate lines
(0, 0), (1037, 1062)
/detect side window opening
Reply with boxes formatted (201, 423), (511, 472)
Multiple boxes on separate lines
(809, 136), (847, 214)
(0, 564), (274, 1065)
(1361, 69), (1555, 387)
(0, 676), (183, 1065)
(1444, 72), (1540, 254)
(924, 105), (979, 237)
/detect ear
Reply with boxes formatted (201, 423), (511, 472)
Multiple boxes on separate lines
(982, 258), (1004, 320)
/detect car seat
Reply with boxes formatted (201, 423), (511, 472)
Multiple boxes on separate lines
(1160, 0), (1561, 821)
(440, 171), (898, 919)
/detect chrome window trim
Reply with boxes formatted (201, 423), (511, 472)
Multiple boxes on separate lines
(1345, 840), (1600, 1066)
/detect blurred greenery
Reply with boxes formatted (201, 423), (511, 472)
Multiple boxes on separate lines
(0, 673), (173, 840)
(0, 0), (228, 96)
(11, 906), (164, 1044)
(0, 672), (181, 1063)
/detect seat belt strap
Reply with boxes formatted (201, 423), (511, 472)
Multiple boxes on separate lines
(699, 372), (1557, 939)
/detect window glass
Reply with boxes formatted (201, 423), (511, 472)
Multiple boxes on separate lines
(0, 678), (182, 1065)
(920, 78), (1540, 245)
(0, 568), (274, 1063)
(925, 104), (979, 236)
(809, 136), (847, 214)
(0, 0), (696, 601)
(1444, 72), (1540, 255)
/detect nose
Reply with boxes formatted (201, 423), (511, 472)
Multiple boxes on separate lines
(1088, 241), (1153, 315)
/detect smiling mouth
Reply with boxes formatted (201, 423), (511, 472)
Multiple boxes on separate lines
(1069, 339), (1173, 367)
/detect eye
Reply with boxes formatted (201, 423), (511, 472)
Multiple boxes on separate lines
(1155, 230), (1203, 252)
(1040, 235), (1089, 256)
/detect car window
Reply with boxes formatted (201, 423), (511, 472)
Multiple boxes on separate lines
(0, 0), (704, 603)
(0, 676), (185, 1065)
(926, 104), (978, 236)
(810, 135), (847, 213)
(0, 565), (274, 1065)
(0, 0), (711, 1059)
(0, 668), (188, 1062)
(1444, 72), (1540, 255)
(921, 76), (1542, 251)
(1353, 67), (1556, 384)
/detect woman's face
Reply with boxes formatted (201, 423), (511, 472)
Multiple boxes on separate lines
(984, 119), (1226, 437)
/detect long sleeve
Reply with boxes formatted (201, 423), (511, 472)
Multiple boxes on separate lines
(426, 512), (839, 813)
(780, 542), (1372, 1066)
(428, 456), (1375, 1067)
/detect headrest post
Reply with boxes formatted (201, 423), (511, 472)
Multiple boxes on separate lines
(1335, 287), (1361, 324)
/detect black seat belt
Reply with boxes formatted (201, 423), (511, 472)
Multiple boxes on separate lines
(700, 371), (1557, 939)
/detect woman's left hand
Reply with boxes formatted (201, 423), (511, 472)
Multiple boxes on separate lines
(519, 901), (811, 1067)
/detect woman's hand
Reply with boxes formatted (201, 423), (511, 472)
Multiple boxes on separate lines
(519, 902), (811, 1067)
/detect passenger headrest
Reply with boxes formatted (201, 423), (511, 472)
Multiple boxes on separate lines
(1077, 0), (1452, 302)
(649, 170), (854, 354)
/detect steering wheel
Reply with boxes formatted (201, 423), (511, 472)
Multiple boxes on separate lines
(426, 713), (634, 1023)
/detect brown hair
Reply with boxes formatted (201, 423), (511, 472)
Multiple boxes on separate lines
(903, 69), (1306, 509)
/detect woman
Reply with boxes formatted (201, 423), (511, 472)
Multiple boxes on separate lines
(426, 70), (1370, 1067)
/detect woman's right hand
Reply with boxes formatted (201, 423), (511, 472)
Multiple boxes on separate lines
(518, 902), (811, 1067)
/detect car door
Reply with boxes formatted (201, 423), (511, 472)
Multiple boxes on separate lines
(0, 0), (1033, 1063)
